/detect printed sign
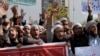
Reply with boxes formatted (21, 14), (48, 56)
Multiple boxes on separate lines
(75, 46), (100, 56)
(82, 0), (100, 14)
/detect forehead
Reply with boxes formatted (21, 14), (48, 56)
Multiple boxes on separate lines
(89, 24), (97, 27)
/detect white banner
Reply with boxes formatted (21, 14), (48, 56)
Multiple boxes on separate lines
(82, 0), (100, 14)
(75, 46), (100, 56)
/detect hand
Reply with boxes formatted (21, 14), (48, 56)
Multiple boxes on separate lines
(16, 43), (22, 48)
(0, 25), (3, 35)
(20, 9), (26, 17)
(0, 0), (8, 18)
(11, 5), (18, 16)
(88, 0), (92, 12)
(42, 10), (48, 19)
(52, 2), (59, 10)
(29, 17), (34, 25)
(51, 2), (59, 15)
(36, 40), (43, 45)
(1, 0), (9, 10)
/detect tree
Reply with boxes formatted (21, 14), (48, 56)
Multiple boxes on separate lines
(47, 3), (69, 21)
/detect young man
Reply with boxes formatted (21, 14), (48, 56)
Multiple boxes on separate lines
(70, 23), (88, 54)
(8, 27), (19, 46)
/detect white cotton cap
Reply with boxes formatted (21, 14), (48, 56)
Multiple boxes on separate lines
(31, 24), (39, 28)
(59, 17), (68, 22)
(20, 26), (24, 29)
(38, 25), (45, 30)
(54, 20), (62, 25)
(85, 21), (97, 31)
(38, 25), (45, 32)
(24, 24), (31, 28)
(51, 24), (63, 33)
(72, 22), (82, 29)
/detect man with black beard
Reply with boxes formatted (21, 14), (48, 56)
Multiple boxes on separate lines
(85, 21), (100, 46)
(70, 23), (88, 54)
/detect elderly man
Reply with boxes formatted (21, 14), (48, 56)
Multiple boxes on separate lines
(31, 25), (44, 44)
(23, 25), (31, 37)
(85, 21), (100, 46)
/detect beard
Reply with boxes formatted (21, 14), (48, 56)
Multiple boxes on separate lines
(90, 31), (98, 37)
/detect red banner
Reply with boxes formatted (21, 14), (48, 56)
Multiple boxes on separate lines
(0, 42), (68, 56)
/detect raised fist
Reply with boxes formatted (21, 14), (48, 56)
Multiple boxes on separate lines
(20, 9), (26, 17)
(11, 5), (18, 16)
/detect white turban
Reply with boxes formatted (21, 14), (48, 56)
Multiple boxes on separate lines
(38, 25), (45, 30)
(72, 22), (82, 29)
(20, 26), (24, 29)
(54, 20), (62, 26)
(51, 25), (63, 33)
(59, 17), (68, 22)
(31, 24), (39, 28)
(85, 21), (97, 31)
(24, 24), (31, 29)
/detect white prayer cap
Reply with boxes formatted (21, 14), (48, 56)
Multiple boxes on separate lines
(24, 24), (31, 28)
(38, 25), (45, 32)
(85, 21), (97, 31)
(38, 25), (45, 30)
(31, 24), (39, 28)
(54, 20), (62, 25)
(20, 26), (24, 29)
(59, 17), (68, 22)
(72, 22), (82, 29)
(51, 24), (63, 33)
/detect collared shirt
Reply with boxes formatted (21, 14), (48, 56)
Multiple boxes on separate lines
(89, 35), (100, 46)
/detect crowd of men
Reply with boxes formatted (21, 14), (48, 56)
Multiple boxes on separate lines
(0, 0), (100, 55)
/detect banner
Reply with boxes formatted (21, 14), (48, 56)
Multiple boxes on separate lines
(7, 0), (36, 6)
(0, 42), (68, 56)
(75, 46), (100, 56)
(82, 0), (100, 14)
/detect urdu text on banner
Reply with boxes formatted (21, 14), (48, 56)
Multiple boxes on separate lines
(0, 42), (68, 56)
(75, 46), (100, 56)
(82, 0), (100, 14)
